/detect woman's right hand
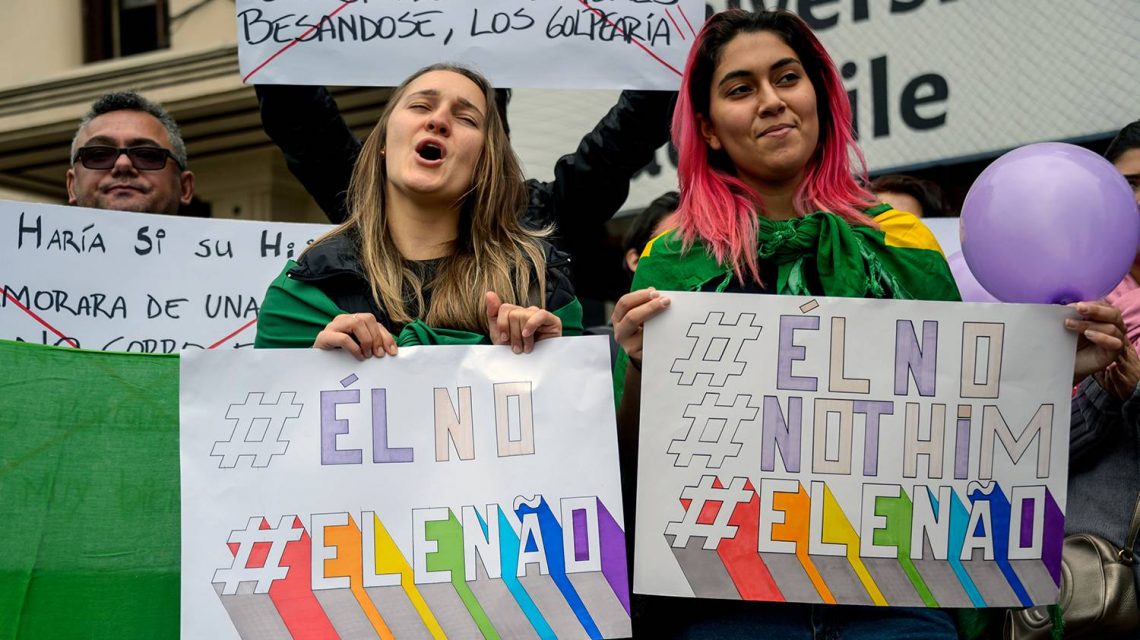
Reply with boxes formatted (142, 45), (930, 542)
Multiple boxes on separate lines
(313, 313), (398, 360)
(612, 288), (671, 368)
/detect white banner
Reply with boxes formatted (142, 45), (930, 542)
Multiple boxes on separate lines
(0, 200), (330, 352)
(235, 0), (705, 89)
(634, 292), (1075, 608)
(180, 338), (630, 638)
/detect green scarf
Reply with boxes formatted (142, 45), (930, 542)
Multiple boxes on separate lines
(254, 261), (584, 349)
(614, 206), (960, 404)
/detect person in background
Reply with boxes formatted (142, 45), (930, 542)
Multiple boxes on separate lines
(622, 190), (679, 275)
(67, 91), (194, 215)
(869, 173), (947, 218)
(1104, 120), (1140, 355)
(255, 64), (580, 355)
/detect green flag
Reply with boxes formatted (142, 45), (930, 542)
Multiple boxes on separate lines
(0, 341), (179, 639)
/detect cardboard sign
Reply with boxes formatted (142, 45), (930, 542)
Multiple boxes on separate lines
(634, 292), (1075, 608)
(236, 0), (705, 89)
(180, 338), (630, 638)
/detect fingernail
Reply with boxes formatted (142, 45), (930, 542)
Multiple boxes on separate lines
(501, 332), (508, 343)
(649, 289), (659, 299)
(388, 346), (398, 355)
(513, 345), (521, 354)
(1077, 303), (1089, 313)
(375, 347), (384, 356)
(522, 329), (533, 337)
(661, 297), (671, 307)
(1065, 319), (1076, 328)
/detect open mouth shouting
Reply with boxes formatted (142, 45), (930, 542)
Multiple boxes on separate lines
(415, 139), (446, 165)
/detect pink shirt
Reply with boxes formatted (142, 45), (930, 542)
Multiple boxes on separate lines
(1107, 273), (1140, 355)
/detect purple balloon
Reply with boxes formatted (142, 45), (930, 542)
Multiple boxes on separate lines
(947, 251), (999, 303)
(961, 142), (1139, 304)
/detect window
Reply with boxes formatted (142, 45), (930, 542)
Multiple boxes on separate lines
(82, 0), (170, 63)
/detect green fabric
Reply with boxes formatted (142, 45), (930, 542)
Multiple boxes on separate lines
(0, 340), (179, 639)
(254, 260), (584, 349)
(614, 207), (961, 405)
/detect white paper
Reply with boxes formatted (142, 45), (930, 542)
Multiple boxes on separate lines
(235, 0), (705, 89)
(0, 200), (329, 352)
(634, 292), (1075, 608)
(180, 337), (631, 638)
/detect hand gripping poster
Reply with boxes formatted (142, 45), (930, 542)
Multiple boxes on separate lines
(634, 292), (1076, 608)
(180, 337), (630, 639)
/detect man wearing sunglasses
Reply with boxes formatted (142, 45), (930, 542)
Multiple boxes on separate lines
(67, 91), (195, 215)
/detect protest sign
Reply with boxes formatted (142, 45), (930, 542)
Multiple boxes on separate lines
(634, 292), (1075, 608)
(180, 338), (630, 638)
(0, 200), (330, 352)
(235, 0), (704, 90)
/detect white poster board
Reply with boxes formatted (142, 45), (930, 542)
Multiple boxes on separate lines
(0, 200), (330, 352)
(235, 0), (705, 89)
(635, 292), (1075, 608)
(180, 338), (630, 638)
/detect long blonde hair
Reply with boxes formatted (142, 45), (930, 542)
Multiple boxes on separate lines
(312, 64), (549, 333)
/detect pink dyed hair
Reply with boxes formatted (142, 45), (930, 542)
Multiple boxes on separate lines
(672, 9), (876, 283)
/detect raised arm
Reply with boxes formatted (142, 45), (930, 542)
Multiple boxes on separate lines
(255, 84), (362, 224)
(525, 90), (676, 237)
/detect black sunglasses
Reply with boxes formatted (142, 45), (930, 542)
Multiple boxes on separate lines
(73, 145), (184, 171)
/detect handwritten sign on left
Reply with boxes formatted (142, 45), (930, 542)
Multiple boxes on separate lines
(235, 0), (704, 89)
(0, 200), (330, 352)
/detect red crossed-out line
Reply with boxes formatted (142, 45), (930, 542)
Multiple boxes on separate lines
(2, 284), (79, 348)
(575, 0), (682, 77)
(242, 1), (355, 83)
(664, 9), (686, 41)
(676, 4), (698, 38)
(208, 318), (258, 350)
(2, 282), (257, 350)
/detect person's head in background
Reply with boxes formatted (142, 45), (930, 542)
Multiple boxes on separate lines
(623, 191), (679, 273)
(1105, 119), (1140, 208)
(869, 174), (946, 218)
(68, 91), (194, 215)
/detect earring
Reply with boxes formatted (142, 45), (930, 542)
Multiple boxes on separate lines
(380, 148), (386, 157)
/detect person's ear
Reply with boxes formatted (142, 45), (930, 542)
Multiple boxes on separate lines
(624, 248), (640, 273)
(66, 168), (79, 205)
(698, 113), (722, 151)
(179, 171), (195, 206)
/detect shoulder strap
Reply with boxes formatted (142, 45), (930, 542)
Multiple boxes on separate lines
(1122, 491), (1140, 563)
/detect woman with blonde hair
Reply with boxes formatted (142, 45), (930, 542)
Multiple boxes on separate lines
(256, 64), (580, 352)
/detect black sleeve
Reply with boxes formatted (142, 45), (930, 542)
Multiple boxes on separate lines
(525, 89), (676, 240)
(255, 84), (362, 224)
(1069, 377), (1128, 468)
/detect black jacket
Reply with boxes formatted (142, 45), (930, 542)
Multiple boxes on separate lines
(289, 230), (578, 332)
(255, 85), (675, 290)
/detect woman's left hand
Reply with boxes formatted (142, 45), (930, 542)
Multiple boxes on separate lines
(485, 291), (562, 354)
(1067, 301), (1128, 384)
(1096, 336), (1140, 400)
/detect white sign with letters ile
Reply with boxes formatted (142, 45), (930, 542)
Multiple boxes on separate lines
(235, 0), (705, 89)
(180, 339), (630, 638)
(0, 200), (330, 352)
(635, 292), (1075, 608)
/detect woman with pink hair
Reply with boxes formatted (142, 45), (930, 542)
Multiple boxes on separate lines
(610, 9), (1128, 638)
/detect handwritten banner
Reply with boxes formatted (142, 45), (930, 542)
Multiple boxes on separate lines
(0, 200), (330, 352)
(634, 292), (1075, 608)
(235, 0), (704, 89)
(180, 338), (630, 638)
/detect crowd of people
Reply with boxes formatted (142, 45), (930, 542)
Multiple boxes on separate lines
(55, 7), (1140, 639)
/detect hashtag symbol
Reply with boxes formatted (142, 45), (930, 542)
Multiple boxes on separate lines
(667, 392), (758, 468)
(664, 476), (753, 549)
(671, 311), (762, 386)
(211, 392), (303, 468)
(212, 516), (304, 595)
